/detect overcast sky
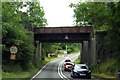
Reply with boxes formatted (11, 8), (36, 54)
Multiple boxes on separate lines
(39, 0), (80, 27)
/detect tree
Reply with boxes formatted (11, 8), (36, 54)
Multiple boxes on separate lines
(70, 1), (120, 68)
(106, 2), (120, 67)
(2, 2), (34, 71)
(2, 1), (48, 71)
(70, 2), (112, 30)
(20, 2), (47, 28)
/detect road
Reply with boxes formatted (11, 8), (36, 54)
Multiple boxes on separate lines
(31, 53), (99, 80)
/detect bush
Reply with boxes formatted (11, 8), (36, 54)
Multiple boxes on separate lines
(2, 25), (34, 71)
(67, 48), (73, 53)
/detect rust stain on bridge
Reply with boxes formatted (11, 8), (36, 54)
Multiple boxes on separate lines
(33, 26), (92, 34)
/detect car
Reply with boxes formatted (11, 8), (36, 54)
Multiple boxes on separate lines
(71, 64), (91, 79)
(64, 59), (74, 71)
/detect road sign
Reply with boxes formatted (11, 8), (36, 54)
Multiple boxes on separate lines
(10, 46), (18, 54)
(65, 35), (69, 39)
(10, 54), (16, 60)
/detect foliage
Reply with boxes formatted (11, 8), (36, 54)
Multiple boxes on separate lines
(42, 43), (80, 58)
(74, 57), (80, 64)
(70, 2), (112, 30)
(106, 2), (120, 68)
(42, 43), (58, 54)
(2, 1), (47, 71)
(2, 2), (33, 71)
(20, 2), (47, 27)
(70, 1), (120, 69)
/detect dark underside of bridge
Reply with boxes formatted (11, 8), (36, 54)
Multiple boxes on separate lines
(33, 26), (92, 43)
(34, 33), (91, 43)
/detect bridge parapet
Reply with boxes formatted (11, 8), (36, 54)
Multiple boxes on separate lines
(33, 26), (93, 34)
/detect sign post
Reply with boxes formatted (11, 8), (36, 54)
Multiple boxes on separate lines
(10, 46), (18, 60)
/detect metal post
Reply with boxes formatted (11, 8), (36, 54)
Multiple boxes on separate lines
(39, 43), (42, 61)
(66, 45), (67, 54)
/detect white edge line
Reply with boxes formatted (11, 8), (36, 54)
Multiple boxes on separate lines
(30, 62), (49, 80)
(60, 62), (69, 80)
(31, 58), (60, 80)
(60, 60), (69, 80)
(58, 60), (67, 80)
(58, 62), (64, 79)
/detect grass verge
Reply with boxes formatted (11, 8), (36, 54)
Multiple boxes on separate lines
(74, 57), (80, 64)
(92, 73), (116, 79)
(2, 56), (58, 79)
(92, 58), (117, 79)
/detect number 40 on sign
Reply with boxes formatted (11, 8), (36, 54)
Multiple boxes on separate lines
(10, 46), (18, 54)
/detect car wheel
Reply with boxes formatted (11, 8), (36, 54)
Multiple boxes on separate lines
(71, 72), (75, 78)
(87, 76), (91, 79)
(71, 74), (75, 78)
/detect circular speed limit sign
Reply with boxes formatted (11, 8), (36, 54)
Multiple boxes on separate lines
(10, 46), (18, 54)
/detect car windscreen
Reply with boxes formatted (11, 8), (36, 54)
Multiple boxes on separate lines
(74, 65), (88, 70)
(65, 60), (71, 62)
(74, 65), (81, 70)
(81, 66), (87, 69)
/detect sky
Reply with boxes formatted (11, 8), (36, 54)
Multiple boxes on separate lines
(39, 0), (80, 27)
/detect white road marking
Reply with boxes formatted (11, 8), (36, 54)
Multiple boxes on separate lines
(31, 58), (60, 80)
(58, 61), (64, 79)
(58, 53), (80, 80)
(31, 53), (80, 80)
(58, 59), (69, 80)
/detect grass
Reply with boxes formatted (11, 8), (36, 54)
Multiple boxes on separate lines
(92, 58), (118, 79)
(74, 57), (80, 64)
(2, 56), (58, 79)
(2, 68), (38, 78)
(92, 73), (116, 79)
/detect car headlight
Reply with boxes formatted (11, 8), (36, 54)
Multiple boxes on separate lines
(88, 70), (91, 73)
(65, 65), (68, 68)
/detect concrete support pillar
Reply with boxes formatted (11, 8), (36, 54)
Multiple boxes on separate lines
(80, 41), (89, 65)
(89, 38), (96, 65)
(35, 41), (40, 64)
(80, 42), (84, 63)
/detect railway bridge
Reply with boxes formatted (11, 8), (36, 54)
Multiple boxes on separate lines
(33, 26), (96, 65)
